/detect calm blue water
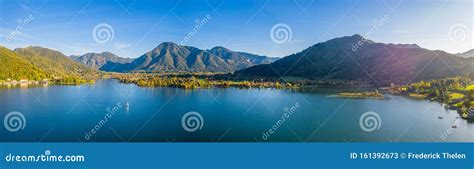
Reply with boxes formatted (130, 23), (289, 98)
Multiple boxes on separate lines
(0, 79), (473, 142)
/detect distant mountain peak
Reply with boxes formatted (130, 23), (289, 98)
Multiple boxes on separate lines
(464, 49), (474, 53)
(351, 34), (364, 39)
(345, 34), (373, 43)
(100, 51), (114, 55)
(210, 46), (231, 52)
(457, 49), (474, 58)
(22, 46), (45, 50)
(157, 42), (180, 48)
(151, 42), (184, 53)
(71, 51), (133, 69)
(315, 34), (374, 47)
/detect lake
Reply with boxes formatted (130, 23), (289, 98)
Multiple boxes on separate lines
(0, 79), (473, 142)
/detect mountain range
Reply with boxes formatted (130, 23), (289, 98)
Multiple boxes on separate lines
(236, 34), (473, 85)
(70, 52), (133, 69)
(73, 42), (278, 72)
(1, 34), (473, 85)
(0, 46), (47, 80)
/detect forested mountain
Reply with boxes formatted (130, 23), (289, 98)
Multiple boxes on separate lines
(0, 47), (47, 80)
(13, 46), (98, 80)
(100, 42), (277, 72)
(236, 34), (473, 85)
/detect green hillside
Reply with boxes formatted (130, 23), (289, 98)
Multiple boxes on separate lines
(14, 46), (98, 84)
(236, 34), (473, 86)
(0, 47), (47, 81)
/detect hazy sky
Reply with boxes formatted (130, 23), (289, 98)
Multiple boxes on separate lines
(0, 0), (472, 58)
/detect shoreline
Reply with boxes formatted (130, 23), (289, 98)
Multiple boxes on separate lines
(330, 91), (384, 99)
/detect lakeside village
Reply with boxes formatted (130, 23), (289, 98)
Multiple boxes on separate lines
(386, 77), (474, 120)
(336, 77), (474, 120)
(0, 78), (50, 87)
(0, 76), (95, 87)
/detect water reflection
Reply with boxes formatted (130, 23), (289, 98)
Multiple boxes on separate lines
(0, 79), (472, 142)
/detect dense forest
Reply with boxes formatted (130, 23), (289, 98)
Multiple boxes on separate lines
(0, 46), (97, 84)
(391, 77), (474, 119)
(0, 47), (47, 81)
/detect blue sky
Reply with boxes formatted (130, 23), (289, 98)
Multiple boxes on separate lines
(0, 0), (472, 58)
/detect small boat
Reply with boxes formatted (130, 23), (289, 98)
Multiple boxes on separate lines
(125, 101), (130, 108)
(438, 116), (443, 119)
(451, 125), (457, 129)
